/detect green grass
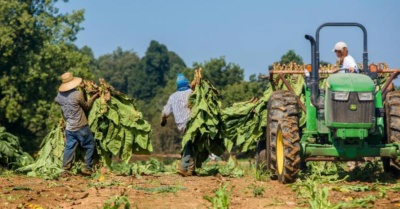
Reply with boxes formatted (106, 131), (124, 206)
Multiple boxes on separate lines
(134, 185), (185, 194)
(197, 156), (244, 177)
(291, 161), (400, 209)
(102, 189), (133, 209)
(88, 181), (123, 188)
(248, 183), (264, 197)
(0, 167), (15, 177)
(203, 183), (233, 209)
(102, 195), (131, 209)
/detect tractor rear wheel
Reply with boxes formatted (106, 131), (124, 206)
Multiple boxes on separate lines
(384, 91), (400, 173)
(267, 90), (301, 183)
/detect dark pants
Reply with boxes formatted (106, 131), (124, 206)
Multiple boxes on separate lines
(180, 141), (193, 171)
(63, 125), (95, 171)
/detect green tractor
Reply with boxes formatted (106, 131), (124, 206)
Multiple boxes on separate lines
(262, 22), (400, 183)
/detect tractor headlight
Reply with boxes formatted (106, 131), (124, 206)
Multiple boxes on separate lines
(358, 92), (374, 101)
(332, 92), (350, 101)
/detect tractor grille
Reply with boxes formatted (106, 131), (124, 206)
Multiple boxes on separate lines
(327, 91), (374, 123)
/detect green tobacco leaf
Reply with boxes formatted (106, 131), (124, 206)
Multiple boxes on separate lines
(120, 129), (131, 163)
(105, 103), (120, 125)
(182, 73), (225, 168)
(0, 126), (34, 169)
(85, 80), (152, 166)
(17, 123), (64, 178)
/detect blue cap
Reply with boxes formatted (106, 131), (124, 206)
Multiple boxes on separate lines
(177, 73), (190, 91)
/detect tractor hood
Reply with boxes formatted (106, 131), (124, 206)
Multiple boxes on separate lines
(326, 73), (374, 92)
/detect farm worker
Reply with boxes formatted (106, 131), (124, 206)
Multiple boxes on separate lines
(332, 41), (359, 73)
(161, 73), (195, 177)
(55, 72), (99, 176)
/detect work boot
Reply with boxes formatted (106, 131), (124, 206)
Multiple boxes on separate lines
(188, 159), (196, 175)
(59, 170), (72, 178)
(81, 168), (93, 176)
(62, 163), (72, 171)
(176, 168), (194, 177)
(177, 159), (195, 177)
(177, 157), (196, 177)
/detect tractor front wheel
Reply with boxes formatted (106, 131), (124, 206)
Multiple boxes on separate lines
(267, 90), (301, 183)
(384, 91), (400, 174)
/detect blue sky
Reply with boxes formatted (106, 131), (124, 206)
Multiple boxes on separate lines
(58, 0), (400, 82)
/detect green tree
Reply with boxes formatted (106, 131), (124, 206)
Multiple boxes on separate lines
(193, 57), (244, 90)
(166, 51), (187, 80)
(0, 0), (92, 152)
(280, 50), (303, 65)
(128, 41), (170, 101)
(128, 41), (186, 101)
(94, 47), (139, 93)
(80, 45), (97, 73)
(221, 74), (268, 108)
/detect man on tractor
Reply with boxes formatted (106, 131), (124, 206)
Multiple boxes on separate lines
(332, 41), (359, 73)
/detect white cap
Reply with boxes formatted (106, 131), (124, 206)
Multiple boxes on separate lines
(332, 41), (347, 52)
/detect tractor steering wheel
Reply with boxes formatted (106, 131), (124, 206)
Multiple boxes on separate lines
(333, 68), (349, 74)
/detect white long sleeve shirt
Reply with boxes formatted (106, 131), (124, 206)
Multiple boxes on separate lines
(342, 55), (359, 73)
(162, 89), (193, 132)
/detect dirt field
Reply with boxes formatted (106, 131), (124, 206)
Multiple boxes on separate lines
(1, 165), (400, 209)
(0, 176), (398, 209)
(0, 174), (294, 209)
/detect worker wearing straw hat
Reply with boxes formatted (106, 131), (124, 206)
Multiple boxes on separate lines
(55, 72), (99, 176)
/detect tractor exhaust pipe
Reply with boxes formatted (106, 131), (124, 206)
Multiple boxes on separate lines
(305, 34), (323, 109)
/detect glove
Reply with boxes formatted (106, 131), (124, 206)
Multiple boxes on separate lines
(161, 117), (167, 127)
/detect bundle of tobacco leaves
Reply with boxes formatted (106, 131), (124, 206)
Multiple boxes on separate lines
(222, 86), (272, 153)
(182, 68), (225, 168)
(18, 79), (152, 178)
(84, 79), (153, 166)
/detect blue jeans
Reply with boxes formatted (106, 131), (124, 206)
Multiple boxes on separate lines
(63, 125), (95, 171)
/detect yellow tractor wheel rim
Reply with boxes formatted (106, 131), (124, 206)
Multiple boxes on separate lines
(277, 128), (284, 174)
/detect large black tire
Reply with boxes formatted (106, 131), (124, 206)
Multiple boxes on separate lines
(384, 91), (400, 173)
(267, 90), (301, 183)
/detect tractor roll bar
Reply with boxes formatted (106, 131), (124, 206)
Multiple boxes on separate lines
(316, 22), (369, 75)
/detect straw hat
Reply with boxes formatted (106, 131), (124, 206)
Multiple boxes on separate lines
(58, 72), (82, 92)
